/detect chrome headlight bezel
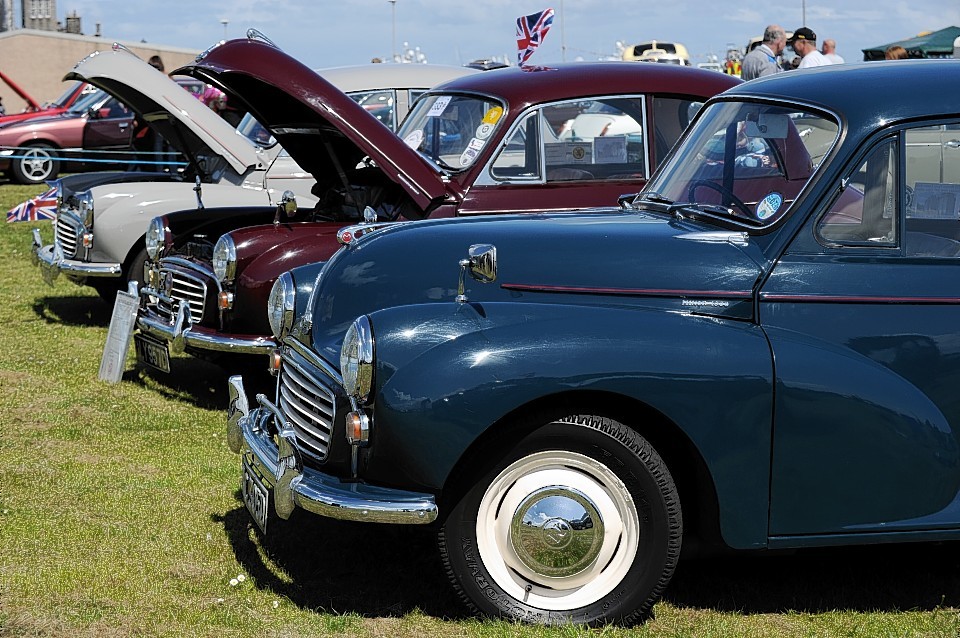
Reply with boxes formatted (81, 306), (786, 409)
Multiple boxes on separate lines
(340, 315), (375, 404)
(77, 191), (95, 227)
(144, 216), (165, 260)
(267, 272), (296, 340)
(212, 235), (237, 283)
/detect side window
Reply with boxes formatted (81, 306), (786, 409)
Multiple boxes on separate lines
(651, 97), (702, 166)
(818, 137), (898, 246)
(349, 90), (396, 130)
(490, 111), (542, 180)
(904, 124), (960, 257)
(544, 98), (645, 182)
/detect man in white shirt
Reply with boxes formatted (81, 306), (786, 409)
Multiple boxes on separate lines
(821, 39), (845, 64)
(788, 27), (833, 69)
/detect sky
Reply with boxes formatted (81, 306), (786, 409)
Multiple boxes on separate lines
(46, 0), (960, 68)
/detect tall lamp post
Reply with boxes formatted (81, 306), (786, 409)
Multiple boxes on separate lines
(221, 19), (228, 39)
(389, 0), (397, 62)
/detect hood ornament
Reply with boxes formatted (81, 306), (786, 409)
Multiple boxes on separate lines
(246, 29), (279, 48)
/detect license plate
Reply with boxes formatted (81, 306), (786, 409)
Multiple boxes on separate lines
(134, 333), (171, 373)
(241, 458), (270, 534)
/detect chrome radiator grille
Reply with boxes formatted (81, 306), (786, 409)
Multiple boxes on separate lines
(157, 269), (207, 322)
(279, 359), (335, 461)
(55, 215), (80, 259)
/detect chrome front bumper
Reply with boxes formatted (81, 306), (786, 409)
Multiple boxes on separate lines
(136, 287), (275, 355)
(227, 375), (438, 525)
(32, 230), (121, 285)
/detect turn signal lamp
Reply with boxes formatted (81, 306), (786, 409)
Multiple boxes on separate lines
(81, 232), (94, 248)
(218, 291), (234, 310)
(268, 349), (282, 376)
(345, 411), (370, 446)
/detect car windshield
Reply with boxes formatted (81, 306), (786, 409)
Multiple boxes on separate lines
(642, 100), (839, 227)
(66, 88), (108, 115)
(397, 93), (506, 171)
(49, 81), (84, 108)
(236, 113), (274, 147)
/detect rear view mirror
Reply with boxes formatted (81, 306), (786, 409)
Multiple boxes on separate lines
(745, 114), (788, 139)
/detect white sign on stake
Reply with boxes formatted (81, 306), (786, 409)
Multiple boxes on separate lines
(98, 290), (139, 384)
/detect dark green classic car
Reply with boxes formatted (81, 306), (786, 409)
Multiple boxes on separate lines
(226, 60), (960, 626)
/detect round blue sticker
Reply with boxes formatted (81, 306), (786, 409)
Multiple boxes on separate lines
(756, 192), (783, 220)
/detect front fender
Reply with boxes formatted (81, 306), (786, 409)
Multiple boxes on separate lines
(362, 301), (774, 549)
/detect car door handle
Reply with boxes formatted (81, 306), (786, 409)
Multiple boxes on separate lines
(944, 140), (960, 149)
(118, 122), (129, 130)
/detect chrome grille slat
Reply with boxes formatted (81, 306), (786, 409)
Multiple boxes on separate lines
(158, 267), (207, 322)
(55, 215), (79, 258)
(281, 365), (335, 419)
(280, 389), (333, 442)
(278, 356), (336, 460)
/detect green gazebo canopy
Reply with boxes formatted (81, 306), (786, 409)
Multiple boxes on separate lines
(862, 25), (960, 61)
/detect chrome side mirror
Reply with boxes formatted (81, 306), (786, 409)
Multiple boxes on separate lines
(456, 244), (497, 303)
(273, 190), (297, 226)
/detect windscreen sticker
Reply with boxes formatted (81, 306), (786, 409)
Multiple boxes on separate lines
(427, 95), (452, 117)
(460, 147), (480, 166)
(756, 192), (783, 220)
(403, 129), (424, 150)
(468, 137), (485, 152)
(482, 106), (504, 125)
(476, 122), (496, 139)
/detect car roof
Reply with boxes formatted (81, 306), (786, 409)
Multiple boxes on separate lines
(426, 62), (740, 111)
(317, 64), (478, 94)
(723, 59), (960, 126)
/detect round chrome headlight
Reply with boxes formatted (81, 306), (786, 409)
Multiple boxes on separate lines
(340, 315), (374, 403)
(267, 272), (296, 339)
(77, 191), (95, 227)
(144, 216), (166, 260)
(212, 235), (237, 283)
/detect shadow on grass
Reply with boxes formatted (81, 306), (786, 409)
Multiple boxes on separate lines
(219, 490), (960, 620)
(217, 503), (467, 620)
(666, 541), (960, 613)
(129, 354), (276, 411)
(32, 294), (111, 327)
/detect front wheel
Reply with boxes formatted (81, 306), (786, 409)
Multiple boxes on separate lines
(439, 415), (682, 626)
(11, 143), (59, 184)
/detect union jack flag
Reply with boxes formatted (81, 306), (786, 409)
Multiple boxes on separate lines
(516, 8), (554, 67)
(6, 186), (58, 222)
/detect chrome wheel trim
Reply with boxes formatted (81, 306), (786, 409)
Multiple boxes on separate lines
(475, 450), (640, 611)
(21, 147), (54, 181)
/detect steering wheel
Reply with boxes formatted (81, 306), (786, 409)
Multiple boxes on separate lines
(688, 180), (752, 217)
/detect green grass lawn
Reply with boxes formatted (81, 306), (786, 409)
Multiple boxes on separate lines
(1, 181), (960, 637)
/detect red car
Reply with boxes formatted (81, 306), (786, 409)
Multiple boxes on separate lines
(134, 36), (739, 370)
(0, 74), (96, 127)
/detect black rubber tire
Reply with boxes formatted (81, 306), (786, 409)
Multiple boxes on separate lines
(439, 414), (682, 627)
(11, 143), (59, 185)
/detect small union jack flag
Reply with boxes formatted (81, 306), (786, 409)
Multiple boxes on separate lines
(516, 8), (554, 67)
(6, 186), (58, 222)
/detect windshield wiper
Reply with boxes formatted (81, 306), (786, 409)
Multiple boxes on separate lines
(671, 202), (764, 226)
(639, 191), (674, 205)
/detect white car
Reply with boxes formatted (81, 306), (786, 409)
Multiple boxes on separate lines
(30, 44), (475, 299)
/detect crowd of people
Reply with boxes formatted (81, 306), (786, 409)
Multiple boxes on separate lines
(739, 23), (911, 82)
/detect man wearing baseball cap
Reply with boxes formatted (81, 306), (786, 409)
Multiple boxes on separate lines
(788, 27), (833, 69)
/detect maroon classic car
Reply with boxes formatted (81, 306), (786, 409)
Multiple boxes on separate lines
(134, 35), (739, 371)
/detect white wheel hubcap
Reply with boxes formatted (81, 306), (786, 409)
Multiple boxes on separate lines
(22, 149), (52, 180)
(476, 450), (640, 611)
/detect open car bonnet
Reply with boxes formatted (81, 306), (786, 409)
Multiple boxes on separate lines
(176, 36), (448, 212)
(64, 45), (260, 176)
